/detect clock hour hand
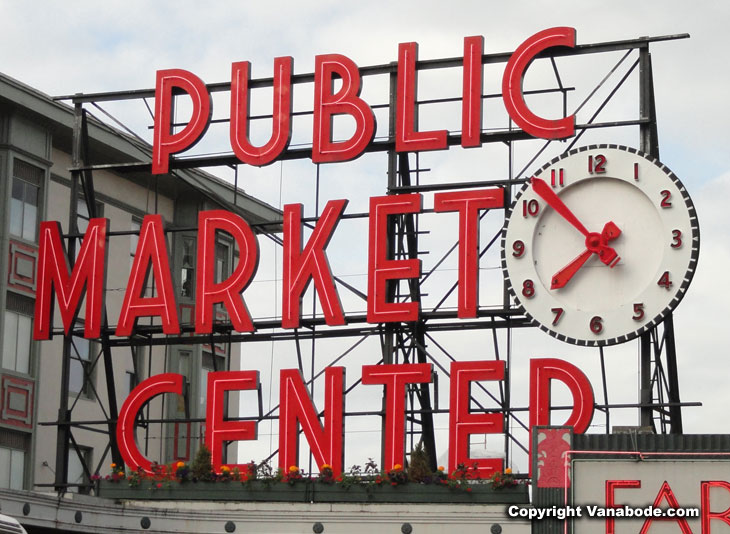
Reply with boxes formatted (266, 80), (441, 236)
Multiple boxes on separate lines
(551, 249), (592, 289)
(551, 221), (622, 290)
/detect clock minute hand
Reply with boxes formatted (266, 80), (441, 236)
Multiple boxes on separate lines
(531, 177), (590, 237)
(532, 177), (621, 266)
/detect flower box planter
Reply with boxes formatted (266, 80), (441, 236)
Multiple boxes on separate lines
(98, 479), (528, 504)
(311, 482), (527, 504)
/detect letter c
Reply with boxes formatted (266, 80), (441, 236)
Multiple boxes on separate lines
(502, 27), (576, 139)
(117, 373), (183, 474)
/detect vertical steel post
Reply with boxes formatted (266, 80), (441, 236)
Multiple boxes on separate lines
(638, 46), (657, 431)
(54, 103), (83, 491)
(79, 111), (125, 465)
(376, 66), (399, 468)
(638, 45), (682, 433)
(663, 315), (683, 433)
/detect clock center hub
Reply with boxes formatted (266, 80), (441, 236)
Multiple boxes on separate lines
(585, 233), (602, 252)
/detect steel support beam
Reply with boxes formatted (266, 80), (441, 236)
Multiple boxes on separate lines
(638, 47), (683, 434)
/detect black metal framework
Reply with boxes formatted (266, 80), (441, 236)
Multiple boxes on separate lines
(44, 32), (696, 492)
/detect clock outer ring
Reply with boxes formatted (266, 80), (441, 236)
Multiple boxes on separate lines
(500, 144), (700, 347)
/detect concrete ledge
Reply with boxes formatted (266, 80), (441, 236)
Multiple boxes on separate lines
(0, 488), (531, 533)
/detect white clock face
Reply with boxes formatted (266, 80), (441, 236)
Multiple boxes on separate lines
(501, 145), (699, 346)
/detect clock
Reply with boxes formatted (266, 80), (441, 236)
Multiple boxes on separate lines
(501, 144), (699, 346)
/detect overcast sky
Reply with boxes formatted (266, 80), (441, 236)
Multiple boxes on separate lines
(3, 1), (729, 471)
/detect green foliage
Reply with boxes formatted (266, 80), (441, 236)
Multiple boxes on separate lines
(407, 442), (432, 483)
(191, 444), (215, 481)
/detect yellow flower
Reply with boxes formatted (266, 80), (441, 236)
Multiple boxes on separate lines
(505, 468), (512, 475)
(221, 465), (231, 472)
(289, 465), (299, 472)
(176, 461), (185, 469)
(110, 463), (117, 469)
(321, 464), (331, 470)
(438, 466), (445, 472)
(392, 464), (403, 471)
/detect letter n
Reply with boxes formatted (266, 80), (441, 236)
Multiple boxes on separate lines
(279, 367), (345, 476)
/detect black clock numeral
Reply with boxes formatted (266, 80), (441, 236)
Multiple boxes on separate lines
(657, 271), (673, 290)
(589, 154), (607, 174)
(634, 162), (639, 181)
(632, 303), (645, 321)
(522, 279), (535, 298)
(671, 229), (682, 248)
(551, 168), (564, 187)
(660, 190), (672, 208)
(590, 316), (603, 334)
(512, 240), (525, 258)
(522, 199), (539, 218)
(551, 307), (564, 326)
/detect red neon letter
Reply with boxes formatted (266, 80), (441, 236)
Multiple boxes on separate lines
(396, 42), (448, 152)
(195, 210), (259, 334)
(34, 219), (108, 340)
(702, 481), (730, 533)
(367, 194), (422, 323)
(529, 358), (594, 477)
(530, 358), (594, 432)
(282, 200), (347, 328)
(279, 367), (345, 476)
(605, 480), (641, 534)
(448, 360), (504, 478)
(116, 214), (179, 336)
(502, 27), (576, 139)
(361, 363), (431, 470)
(117, 373), (183, 474)
(433, 188), (504, 318)
(312, 54), (375, 163)
(206, 370), (259, 473)
(152, 69), (212, 174)
(230, 57), (293, 166)
(462, 36), (484, 148)
(640, 481), (693, 534)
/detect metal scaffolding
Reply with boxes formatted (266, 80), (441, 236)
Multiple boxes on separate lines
(46, 32), (696, 492)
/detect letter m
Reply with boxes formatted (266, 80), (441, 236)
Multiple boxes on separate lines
(34, 219), (108, 340)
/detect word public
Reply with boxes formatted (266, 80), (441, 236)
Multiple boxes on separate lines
(151, 27), (577, 174)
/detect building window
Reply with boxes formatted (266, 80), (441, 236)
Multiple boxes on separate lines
(77, 197), (103, 233)
(199, 351), (225, 414)
(0, 447), (25, 490)
(9, 160), (43, 242)
(2, 293), (34, 375)
(2, 311), (31, 375)
(130, 218), (141, 266)
(126, 346), (145, 395)
(181, 236), (196, 298)
(67, 446), (92, 494)
(0, 430), (29, 490)
(215, 241), (229, 284)
(69, 335), (93, 397)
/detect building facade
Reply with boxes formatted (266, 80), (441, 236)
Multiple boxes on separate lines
(0, 72), (280, 494)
